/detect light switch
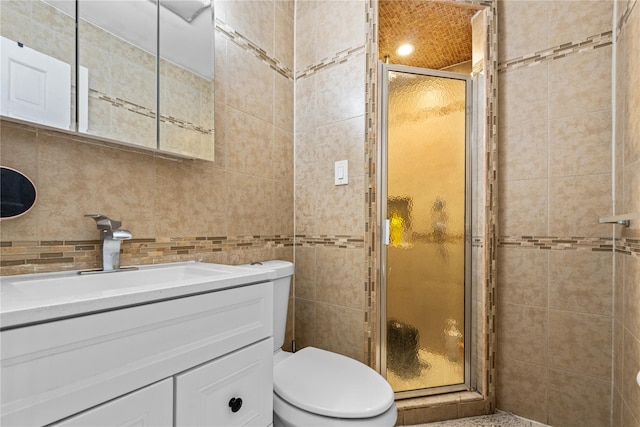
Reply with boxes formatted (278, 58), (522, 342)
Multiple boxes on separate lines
(335, 160), (348, 185)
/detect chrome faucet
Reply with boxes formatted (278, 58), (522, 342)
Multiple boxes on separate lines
(84, 214), (134, 272)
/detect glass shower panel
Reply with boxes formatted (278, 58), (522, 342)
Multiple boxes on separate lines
(386, 70), (467, 393)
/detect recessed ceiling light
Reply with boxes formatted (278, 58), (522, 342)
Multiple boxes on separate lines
(396, 44), (414, 56)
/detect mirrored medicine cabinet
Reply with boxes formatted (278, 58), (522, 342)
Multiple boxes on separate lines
(0, 0), (214, 161)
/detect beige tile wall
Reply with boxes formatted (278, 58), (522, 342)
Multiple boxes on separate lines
(613, 1), (640, 426)
(0, 0), (295, 309)
(496, 1), (620, 426)
(293, 0), (368, 363)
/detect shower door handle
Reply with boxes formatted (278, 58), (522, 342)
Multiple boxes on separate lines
(383, 219), (390, 245)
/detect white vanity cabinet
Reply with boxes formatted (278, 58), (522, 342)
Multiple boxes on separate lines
(0, 278), (274, 427)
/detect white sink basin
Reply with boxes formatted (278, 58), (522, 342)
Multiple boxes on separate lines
(10, 265), (226, 299)
(0, 262), (276, 328)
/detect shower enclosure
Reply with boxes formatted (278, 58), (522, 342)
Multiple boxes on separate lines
(379, 63), (472, 398)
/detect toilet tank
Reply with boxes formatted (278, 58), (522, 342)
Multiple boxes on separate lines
(240, 260), (294, 352)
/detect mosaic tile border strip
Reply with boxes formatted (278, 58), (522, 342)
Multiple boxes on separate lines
(499, 236), (640, 257)
(617, 0), (638, 40)
(90, 90), (214, 136)
(483, 1), (499, 412)
(615, 237), (640, 256)
(0, 234), (370, 274)
(295, 44), (366, 80)
(215, 19), (293, 80)
(0, 235), (294, 275)
(294, 235), (365, 249)
(365, 0), (379, 369)
(499, 236), (615, 252)
(498, 31), (613, 73)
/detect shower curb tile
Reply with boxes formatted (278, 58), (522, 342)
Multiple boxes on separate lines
(403, 404), (458, 425)
(457, 399), (490, 418)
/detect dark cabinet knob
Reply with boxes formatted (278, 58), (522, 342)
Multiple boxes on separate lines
(228, 397), (243, 413)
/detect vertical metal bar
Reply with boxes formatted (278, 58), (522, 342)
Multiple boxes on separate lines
(464, 74), (473, 390)
(74, 0), (79, 132)
(377, 61), (389, 379)
(156, 0), (160, 149)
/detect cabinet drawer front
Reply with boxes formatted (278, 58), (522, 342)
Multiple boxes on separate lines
(176, 338), (273, 427)
(50, 379), (173, 427)
(1, 282), (272, 427)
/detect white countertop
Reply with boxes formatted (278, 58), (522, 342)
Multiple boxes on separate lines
(0, 262), (276, 329)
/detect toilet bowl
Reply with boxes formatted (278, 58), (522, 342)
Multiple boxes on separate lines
(241, 261), (397, 427)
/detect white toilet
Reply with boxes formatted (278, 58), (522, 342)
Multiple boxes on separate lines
(243, 260), (397, 427)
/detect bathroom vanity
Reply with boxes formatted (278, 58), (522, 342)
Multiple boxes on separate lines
(0, 262), (276, 427)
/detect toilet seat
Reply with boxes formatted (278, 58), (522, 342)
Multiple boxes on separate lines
(274, 392), (398, 427)
(273, 347), (395, 419)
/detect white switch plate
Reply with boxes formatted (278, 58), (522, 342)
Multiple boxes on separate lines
(335, 160), (348, 185)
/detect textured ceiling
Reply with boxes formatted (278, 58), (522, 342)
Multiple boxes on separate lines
(378, 0), (480, 70)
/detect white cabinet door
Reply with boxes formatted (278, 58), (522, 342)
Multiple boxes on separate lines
(0, 36), (71, 130)
(50, 379), (173, 427)
(176, 338), (274, 427)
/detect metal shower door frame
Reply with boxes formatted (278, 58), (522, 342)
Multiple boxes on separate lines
(377, 62), (473, 399)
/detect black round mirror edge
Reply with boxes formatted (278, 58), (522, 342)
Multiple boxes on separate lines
(0, 166), (38, 220)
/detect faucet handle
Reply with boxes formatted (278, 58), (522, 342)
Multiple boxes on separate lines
(85, 214), (122, 231)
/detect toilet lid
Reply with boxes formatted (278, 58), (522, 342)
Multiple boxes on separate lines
(273, 347), (395, 419)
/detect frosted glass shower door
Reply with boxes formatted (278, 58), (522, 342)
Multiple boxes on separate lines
(381, 64), (470, 396)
